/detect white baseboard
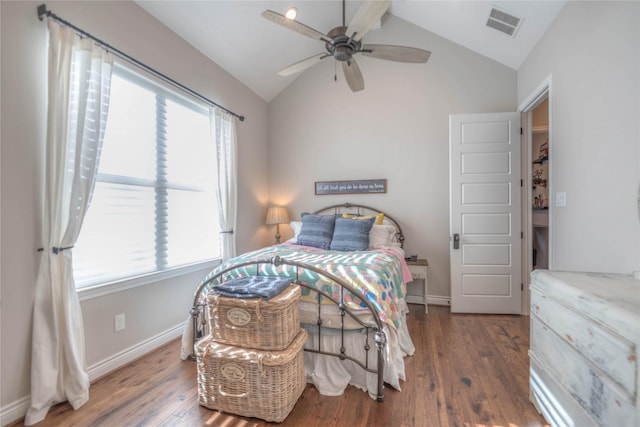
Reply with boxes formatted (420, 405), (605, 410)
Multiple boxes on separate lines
(87, 322), (184, 381)
(1, 396), (30, 427)
(427, 295), (451, 306)
(0, 322), (185, 427)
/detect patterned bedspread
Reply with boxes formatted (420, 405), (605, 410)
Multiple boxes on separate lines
(200, 243), (408, 330)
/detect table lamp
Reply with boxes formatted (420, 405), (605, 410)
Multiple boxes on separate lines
(266, 206), (289, 244)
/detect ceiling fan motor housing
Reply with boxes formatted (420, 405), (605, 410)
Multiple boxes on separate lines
(325, 26), (361, 61)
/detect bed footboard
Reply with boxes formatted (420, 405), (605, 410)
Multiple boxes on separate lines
(187, 255), (387, 401)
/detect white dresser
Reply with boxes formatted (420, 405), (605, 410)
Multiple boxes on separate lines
(529, 270), (640, 427)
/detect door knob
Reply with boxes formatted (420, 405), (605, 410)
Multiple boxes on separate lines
(453, 233), (460, 250)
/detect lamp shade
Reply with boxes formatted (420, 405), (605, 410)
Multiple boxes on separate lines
(266, 206), (289, 225)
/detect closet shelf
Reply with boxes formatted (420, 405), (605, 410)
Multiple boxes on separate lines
(532, 156), (548, 164)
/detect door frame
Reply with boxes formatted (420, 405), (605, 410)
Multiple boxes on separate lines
(518, 74), (553, 315)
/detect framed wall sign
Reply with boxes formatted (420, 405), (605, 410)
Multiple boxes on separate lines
(314, 179), (387, 195)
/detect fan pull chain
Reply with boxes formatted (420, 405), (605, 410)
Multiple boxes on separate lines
(334, 60), (337, 82)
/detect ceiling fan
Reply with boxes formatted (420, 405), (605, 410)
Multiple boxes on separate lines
(262, 0), (431, 92)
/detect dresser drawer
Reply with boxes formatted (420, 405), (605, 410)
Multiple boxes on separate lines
(530, 318), (637, 426)
(531, 287), (637, 399)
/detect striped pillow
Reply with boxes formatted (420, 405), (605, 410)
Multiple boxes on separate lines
(330, 216), (375, 251)
(297, 213), (336, 249)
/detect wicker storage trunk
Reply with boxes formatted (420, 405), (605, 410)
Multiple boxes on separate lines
(196, 329), (307, 422)
(207, 283), (300, 351)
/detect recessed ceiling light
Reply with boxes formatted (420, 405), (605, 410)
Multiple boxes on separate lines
(285, 7), (297, 20)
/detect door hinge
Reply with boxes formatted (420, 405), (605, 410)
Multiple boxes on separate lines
(521, 283), (524, 291)
(521, 231), (523, 239)
(520, 179), (523, 187)
(520, 127), (523, 135)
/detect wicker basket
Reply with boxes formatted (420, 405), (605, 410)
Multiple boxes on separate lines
(196, 329), (307, 422)
(207, 283), (300, 351)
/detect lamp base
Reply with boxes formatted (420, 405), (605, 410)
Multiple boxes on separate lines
(274, 223), (281, 244)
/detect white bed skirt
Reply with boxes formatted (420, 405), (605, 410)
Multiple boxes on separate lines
(303, 305), (415, 399)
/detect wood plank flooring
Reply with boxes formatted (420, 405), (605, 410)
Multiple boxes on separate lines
(10, 305), (549, 426)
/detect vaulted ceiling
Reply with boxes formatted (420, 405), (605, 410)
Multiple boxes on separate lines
(136, 1), (566, 102)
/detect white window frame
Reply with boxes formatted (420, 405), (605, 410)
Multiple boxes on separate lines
(76, 62), (221, 300)
(78, 259), (220, 301)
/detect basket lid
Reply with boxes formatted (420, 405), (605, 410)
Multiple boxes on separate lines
(206, 283), (300, 306)
(195, 329), (307, 366)
(212, 276), (293, 299)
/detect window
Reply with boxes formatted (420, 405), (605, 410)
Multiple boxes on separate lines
(73, 64), (220, 287)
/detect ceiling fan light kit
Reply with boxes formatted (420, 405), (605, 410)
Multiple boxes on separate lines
(285, 7), (297, 20)
(262, 0), (431, 92)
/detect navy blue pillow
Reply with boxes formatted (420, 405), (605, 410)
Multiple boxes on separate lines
(297, 213), (336, 249)
(330, 216), (375, 251)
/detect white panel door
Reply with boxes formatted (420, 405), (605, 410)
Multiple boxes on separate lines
(450, 113), (521, 314)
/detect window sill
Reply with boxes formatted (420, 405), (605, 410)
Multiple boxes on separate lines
(77, 259), (221, 302)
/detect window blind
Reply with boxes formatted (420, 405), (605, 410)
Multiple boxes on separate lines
(73, 64), (220, 287)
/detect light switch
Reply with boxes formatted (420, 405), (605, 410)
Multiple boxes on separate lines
(556, 192), (567, 207)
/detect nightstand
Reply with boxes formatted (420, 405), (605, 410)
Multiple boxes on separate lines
(405, 259), (428, 313)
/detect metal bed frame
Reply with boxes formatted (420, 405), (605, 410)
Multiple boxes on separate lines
(187, 203), (405, 402)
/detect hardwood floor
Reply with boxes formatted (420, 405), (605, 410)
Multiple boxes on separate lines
(11, 305), (549, 427)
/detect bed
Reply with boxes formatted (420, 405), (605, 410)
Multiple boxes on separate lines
(182, 203), (415, 401)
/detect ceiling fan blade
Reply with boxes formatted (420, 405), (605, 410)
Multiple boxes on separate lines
(346, 0), (391, 42)
(342, 59), (364, 92)
(361, 44), (431, 63)
(262, 10), (331, 43)
(277, 53), (328, 76)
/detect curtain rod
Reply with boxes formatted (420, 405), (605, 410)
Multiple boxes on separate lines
(36, 4), (245, 122)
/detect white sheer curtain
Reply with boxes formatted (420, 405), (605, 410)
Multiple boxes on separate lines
(214, 108), (238, 261)
(26, 22), (113, 426)
(179, 108), (238, 360)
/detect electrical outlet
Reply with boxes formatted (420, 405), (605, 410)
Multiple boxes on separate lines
(114, 313), (125, 332)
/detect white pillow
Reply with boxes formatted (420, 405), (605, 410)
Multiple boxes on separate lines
(285, 221), (303, 243)
(369, 224), (396, 248)
(290, 221), (302, 238)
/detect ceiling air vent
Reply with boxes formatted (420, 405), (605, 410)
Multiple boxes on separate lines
(486, 7), (522, 37)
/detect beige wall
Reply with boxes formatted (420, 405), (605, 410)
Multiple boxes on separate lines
(0, 0), (269, 420)
(268, 14), (517, 301)
(4, 0), (637, 423)
(518, 1), (640, 273)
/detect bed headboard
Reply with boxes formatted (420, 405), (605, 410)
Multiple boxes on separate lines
(312, 202), (405, 248)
